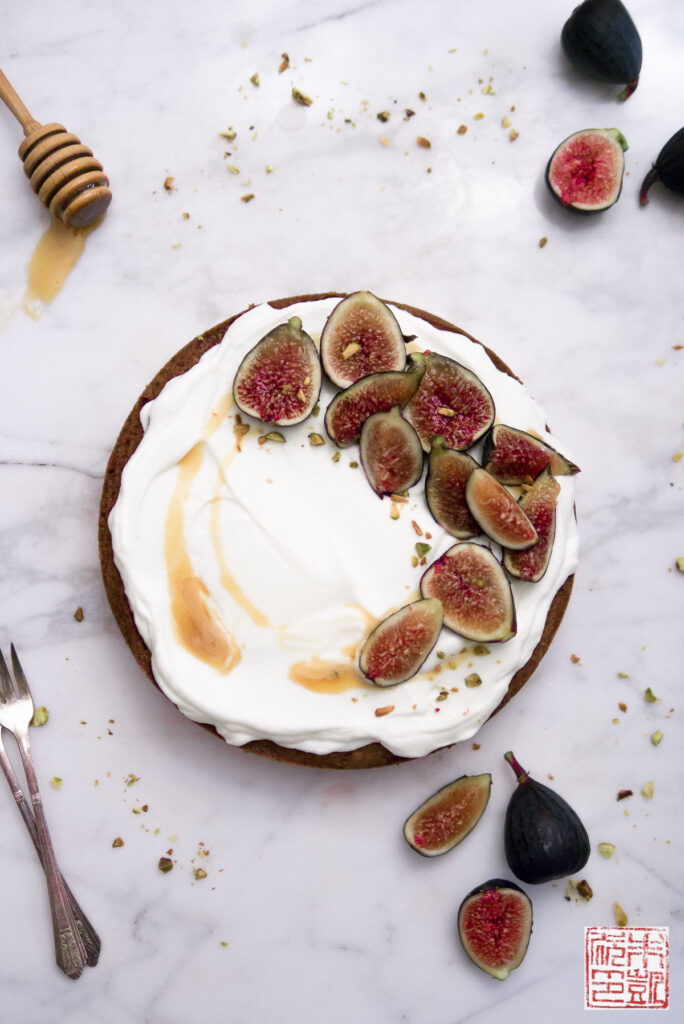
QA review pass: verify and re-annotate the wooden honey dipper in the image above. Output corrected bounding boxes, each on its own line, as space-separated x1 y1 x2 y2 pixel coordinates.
0 66 111 227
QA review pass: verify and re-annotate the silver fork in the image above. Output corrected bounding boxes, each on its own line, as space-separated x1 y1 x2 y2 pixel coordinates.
0 645 90 978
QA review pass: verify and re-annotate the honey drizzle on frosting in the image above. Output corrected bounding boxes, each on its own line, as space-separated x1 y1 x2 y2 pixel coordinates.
165 442 240 672
288 656 367 694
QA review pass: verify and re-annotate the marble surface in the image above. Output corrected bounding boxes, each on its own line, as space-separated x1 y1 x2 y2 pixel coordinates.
0 1 682 1020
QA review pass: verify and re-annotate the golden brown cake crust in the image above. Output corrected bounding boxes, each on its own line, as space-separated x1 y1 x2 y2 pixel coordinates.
98 294 574 770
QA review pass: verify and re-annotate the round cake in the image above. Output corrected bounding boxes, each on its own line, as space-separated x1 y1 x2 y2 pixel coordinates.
99 294 578 769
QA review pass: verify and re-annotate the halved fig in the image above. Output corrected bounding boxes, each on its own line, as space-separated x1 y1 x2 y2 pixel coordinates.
425 437 479 539
359 406 424 497
403 773 492 857
320 291 408 388
504 469 561 583
546 128 628 214
324 362 425 447
458 879 533 980
465 469 538 551
233 316 321 425
482 424 580 485
358 597 443 686
420 542 516 642
403 352 495 452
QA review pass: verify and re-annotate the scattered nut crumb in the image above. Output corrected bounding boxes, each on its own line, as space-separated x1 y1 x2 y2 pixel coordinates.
112 837 124 848
193 867 208 880
416 136 431 148
292 87 313 107
570 654 581 664
617 789 633 801
618 702 627 713
641 781 654 798
240 193 255 203
576 879 593 901
472 742 481 750
676 556 684 573
651 729 663 746
380 134 391 147
457 124 468 135
539 236 548 248
644 687 659 703
614 902 628 927
51 777 63 790
158 856 174 874
278 53 289 73
73 606 84 622
30 706 49 727
375 705 395 717
473 112 484 120
465 673 482 687
308 433 325 447
673 452 683 462
163 176 175 192
404 108 415 120
598 842 615 858
509 129 519 141
377 111 390 122
501 115 511 128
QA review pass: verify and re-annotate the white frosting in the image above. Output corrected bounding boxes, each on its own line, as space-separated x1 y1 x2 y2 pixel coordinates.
109 298 579 758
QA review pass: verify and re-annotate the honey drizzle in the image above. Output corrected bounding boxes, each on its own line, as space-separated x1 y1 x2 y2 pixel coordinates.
22 217 98 320
288 656 367 694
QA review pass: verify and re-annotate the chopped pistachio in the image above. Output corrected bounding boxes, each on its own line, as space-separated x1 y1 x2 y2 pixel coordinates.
240 193 255 203
74 606 84 622
331 451 341 463
249 72 260 87
30 706 49 727
158 856 174 874
278 53 289 73
576 879 593 901
614 902 628 927
673 451 683 462
641 781 654 798
472 644 490 656
264 431 286 444
410 555 419 567
377 111 391 122
598 842 615 858
437 406 455 417
51 777 63 789
341 341 361 360
297 389 307 404
416 136 431 148
193 867 208 880
292 87 313 107
220 941 229 948
651 729 664 746
457 124 468 134
126 774 140 787
473 112 484 120
112 837 124 848
226 165 240 175
509 129 519 141
617 672 629 679
163 176 175 192
219 128 237 141
538 236 548 249
465 673 482 688
349 461 358 468
308 433 325 446
435 691 449 702
644 687 659 703
676 556 684 573
436 651 445 659
415 542 431 558
501 115 511 128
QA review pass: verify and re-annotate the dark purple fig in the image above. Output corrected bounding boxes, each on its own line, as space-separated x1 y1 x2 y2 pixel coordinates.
403 773 491 857
546 128 627 213
425 437 479 539
403 352 495 452
324 361 425 447
640 128 684 206
465 469 538 551
359 406 424 497
358 597 443 686
504 751 590 884
561 0 642 101
233 316 321 425
482 424 580 485
320 292 408 388
420 542 516 643
458 879 533 980
503 468 560 583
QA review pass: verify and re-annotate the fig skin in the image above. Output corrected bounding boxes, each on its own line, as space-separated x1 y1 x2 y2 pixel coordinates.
358 597 443 687
403 352 495 453
420 542 516 643
320 291 408 388
503 751 590 884
640 128 684 206
324 362 425 447
503 468 560 583
561 0 642 101
403 773 492 857
465 468 538 551
546 128 628 214
233 316 321 425
482 424 580 485
425 437 479 540
359 406 424 497
458 878 533 980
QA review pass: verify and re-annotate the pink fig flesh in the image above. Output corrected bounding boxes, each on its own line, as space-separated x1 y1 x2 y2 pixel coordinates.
358 597 443 686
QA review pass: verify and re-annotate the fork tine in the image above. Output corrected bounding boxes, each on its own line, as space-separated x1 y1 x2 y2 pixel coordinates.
0 649 13 702
10 644 32 703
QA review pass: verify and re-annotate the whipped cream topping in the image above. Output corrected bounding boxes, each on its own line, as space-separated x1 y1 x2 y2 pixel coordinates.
109 298 579 758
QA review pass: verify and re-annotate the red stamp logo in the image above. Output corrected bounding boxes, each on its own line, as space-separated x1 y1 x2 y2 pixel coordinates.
585 927 669 1009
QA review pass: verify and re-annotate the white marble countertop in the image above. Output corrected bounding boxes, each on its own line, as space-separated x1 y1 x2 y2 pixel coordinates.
0 1 681 1020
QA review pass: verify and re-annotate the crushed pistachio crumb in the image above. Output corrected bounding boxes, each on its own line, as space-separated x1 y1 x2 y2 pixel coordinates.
465 673 482 688
415 542 431 558
509 129 519 141
404 108 415 120
673 452 683 462
436 651 445 659
279 53 289 73
193 867 208 880
539 236 548 248
74 606 84 622
617 671 629 679
308 433 325 446
377 110 390 122
240 193 255 203
219 128 237 141
226 165 240 175
264 431 286 443
618 701 627 713
126 774 140 787
576 879 593 901
158 856 174 874
473 112 484 120
651 729 663 746
342 341 361 360
331 451 341 463
249 72 260 87
641 781 654 798
292 87 313 107
598 842 615 858
472 644 490 656
614 902 628 927
457 124 468 134
410 555 419 567
501 115 511 128
416 136 431 148
676 556 684 573
418 91 427 101
163 176 175 192
436 691 449 702
349 461 359 468
51 777 63 789
112 837 124 848
30 706 49 727
570 654 581 664
437 406 455 417
644 687 659 703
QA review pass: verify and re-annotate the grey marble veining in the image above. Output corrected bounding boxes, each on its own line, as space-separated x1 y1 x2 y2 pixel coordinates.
0 0 682 1021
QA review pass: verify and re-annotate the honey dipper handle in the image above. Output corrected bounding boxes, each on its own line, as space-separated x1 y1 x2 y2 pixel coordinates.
0 66 40 135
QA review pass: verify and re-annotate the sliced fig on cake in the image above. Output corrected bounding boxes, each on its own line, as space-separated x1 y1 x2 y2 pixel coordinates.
458 879 533 980
324 361 425 447
482 424 580 485
320 291 408 388
359 406 424 497
420 542 516 643
425 437 479 539
403 773 492 857
546 128 628 214
504 468 561 583
233 316 321 425
403 352 495 452
465 469 538 551
358 597 443 686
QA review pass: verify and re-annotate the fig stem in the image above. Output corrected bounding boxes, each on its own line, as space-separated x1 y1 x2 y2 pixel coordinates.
639 166 659 207
617 79 639 102
504 750 529 784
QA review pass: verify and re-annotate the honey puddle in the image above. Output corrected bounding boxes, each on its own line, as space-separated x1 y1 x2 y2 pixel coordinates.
289 656 367 694
23 217 98 320
165 442 241 673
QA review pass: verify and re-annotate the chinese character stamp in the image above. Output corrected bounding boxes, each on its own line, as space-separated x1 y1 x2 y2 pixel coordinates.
585 927 669 1009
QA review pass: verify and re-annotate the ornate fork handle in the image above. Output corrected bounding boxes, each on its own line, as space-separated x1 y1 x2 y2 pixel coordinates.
14 728 88 979
0 740 100 965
